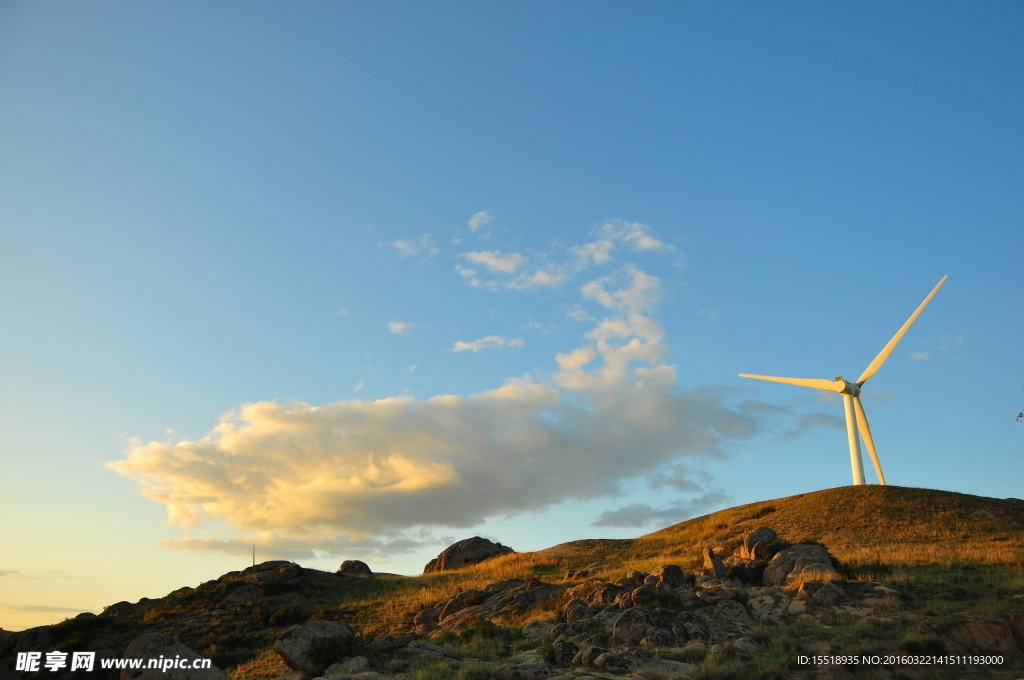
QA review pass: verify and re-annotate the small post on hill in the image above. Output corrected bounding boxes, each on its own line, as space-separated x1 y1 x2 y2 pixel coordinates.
252 544 255 567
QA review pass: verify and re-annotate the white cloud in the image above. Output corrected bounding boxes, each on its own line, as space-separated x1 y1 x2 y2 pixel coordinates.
382 235 437 258
572 240 613 265
468 211 494 232
408 365 417 373
596 220 674 252
331 309 348 317
450 336 525 353
388 320 415 335
909 352 931 361
353 380 364 392
110 239 829 561
463 251 524 273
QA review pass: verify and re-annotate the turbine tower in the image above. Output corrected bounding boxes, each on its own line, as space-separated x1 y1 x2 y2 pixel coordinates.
739 276 948 486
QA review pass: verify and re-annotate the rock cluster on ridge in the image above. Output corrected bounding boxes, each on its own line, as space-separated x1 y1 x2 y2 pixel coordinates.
421 536 514 574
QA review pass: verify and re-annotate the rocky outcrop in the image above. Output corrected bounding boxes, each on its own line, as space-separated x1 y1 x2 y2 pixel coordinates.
121 633 230 680
422 537 514 573
273 621 356 676
762 543 840 586
702 547 727 579
338 560 372 576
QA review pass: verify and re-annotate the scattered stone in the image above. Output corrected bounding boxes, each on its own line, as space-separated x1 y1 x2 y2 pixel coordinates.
811 582 843 606
121 633 230 680
321 657 369 676
274 621 357 676
762 544 840 586
713 600 756 628
394 640 445 657
423 537 514 574
587 582 625 606
551 638 579 666
740 527 778 559
225 585 264 603
364 634 412 654
702 548 727 579
338 560 372 576
413 607 441 626
612 606 657 646
522 620 556 639
494 662 553 679
15 627 54 653
649 564 688 588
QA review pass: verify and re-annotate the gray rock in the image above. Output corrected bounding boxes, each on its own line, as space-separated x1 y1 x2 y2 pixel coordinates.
741 526 778 559
522 620 556 639
394 640 444 657
611 606 656 646
762 544 839 586
121 633 230 680
274 621 356 676
551 638 579 666
225 585 265 603
571 646 607 667
702 548 727 579
338 560 372 576
812 582 844 605
747 594 787 622
364 634 412 654
413 607 441 626
423 536 514 574
649 564 688 588
494 662 552 679
322 657 370 676
714 600 756 627
587 582 624 607
639 626 675 650
15 628 54 652
591 652 635 671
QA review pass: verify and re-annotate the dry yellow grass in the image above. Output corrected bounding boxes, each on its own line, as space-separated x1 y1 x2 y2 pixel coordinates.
358 485 1024 636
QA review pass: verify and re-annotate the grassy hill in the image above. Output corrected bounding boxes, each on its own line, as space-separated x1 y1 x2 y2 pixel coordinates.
3 485 1023 679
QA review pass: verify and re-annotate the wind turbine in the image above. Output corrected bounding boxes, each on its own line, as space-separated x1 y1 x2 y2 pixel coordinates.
739 276 948 486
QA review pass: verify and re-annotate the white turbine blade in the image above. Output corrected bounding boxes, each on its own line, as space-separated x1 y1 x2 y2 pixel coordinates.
738 374 845 392
853 396 886 485
857 275 948 384
842 394 865 485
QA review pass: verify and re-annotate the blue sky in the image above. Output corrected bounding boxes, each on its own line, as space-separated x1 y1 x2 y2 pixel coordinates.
1 1 1021 630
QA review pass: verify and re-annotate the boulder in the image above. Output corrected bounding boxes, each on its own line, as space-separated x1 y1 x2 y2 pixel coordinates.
551 638 579 666
740 527 778 559
571 646 608 667
364 634 412 654
612 606 657 646
587 582 625 606
338 560 372 576
702 547 726 579
762 544 840 586
321 657 369 676
521 620 555 639
422 537 514 574
274 621 356 676
649 564 688 588
494 663 552 679
120 633 230 680
15 628 53 653
225 585 264 603
413 607 441 626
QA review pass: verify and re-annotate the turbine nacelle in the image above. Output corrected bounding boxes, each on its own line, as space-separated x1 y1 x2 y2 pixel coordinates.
739 275 948 486
834 377 861 396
